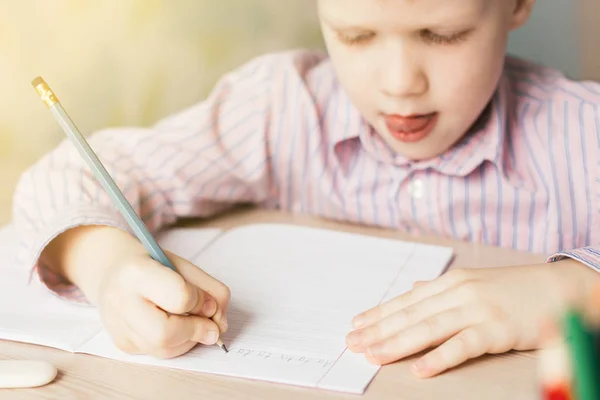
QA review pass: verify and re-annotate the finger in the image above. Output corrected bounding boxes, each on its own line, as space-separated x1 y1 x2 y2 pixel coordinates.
363 306 474 365
155 341 198 359
100 293 145 355
352 270 471 329
167 252 231 331
112 336 142 355
126 308 203 359
127 320 198 359
347 288 467 352
121 299 166 354
411 323 507 378
165 313 221 346
128 296 220 350
129 256 215 317
143 341 199 359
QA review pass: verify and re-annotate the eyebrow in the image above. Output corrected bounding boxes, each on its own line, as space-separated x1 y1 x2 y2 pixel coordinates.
319 15 372 31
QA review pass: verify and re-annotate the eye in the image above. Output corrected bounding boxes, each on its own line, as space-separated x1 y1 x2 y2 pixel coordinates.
336 31 376 46
421 29 471 45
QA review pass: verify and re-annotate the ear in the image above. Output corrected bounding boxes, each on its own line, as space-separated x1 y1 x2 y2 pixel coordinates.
509 0 536 30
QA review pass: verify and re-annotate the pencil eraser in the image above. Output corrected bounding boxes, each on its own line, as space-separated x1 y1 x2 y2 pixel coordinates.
0 360 58 388
31 76 45 88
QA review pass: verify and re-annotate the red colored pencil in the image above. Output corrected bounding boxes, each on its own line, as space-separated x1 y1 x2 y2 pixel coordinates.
538 321 573 400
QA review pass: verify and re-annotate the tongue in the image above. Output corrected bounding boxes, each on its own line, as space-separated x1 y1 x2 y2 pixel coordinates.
386 115 431 133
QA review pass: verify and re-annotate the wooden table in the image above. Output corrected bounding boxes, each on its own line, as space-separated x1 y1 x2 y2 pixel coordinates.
0 208 547 400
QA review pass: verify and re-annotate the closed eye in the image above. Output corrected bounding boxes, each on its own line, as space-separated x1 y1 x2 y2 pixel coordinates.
420 29 472 45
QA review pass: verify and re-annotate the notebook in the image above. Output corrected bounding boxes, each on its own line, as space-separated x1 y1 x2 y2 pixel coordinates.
0 222 453 394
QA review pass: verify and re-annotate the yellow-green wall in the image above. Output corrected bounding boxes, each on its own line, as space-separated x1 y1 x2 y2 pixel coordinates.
0 0 323 225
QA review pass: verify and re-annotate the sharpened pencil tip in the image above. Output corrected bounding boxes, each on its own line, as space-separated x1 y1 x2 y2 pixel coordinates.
222 344 229 353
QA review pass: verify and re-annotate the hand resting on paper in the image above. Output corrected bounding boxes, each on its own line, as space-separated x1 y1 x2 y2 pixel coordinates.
40 225 230 359
345 260 599 378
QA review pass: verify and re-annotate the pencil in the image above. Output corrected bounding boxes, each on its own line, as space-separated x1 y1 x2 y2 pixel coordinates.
31 77 228 354
563 309 599 400
538 320 573 400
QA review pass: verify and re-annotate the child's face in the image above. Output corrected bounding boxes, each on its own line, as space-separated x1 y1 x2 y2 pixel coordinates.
318 0 535 161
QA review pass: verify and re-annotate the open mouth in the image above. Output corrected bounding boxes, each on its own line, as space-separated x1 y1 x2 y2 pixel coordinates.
383 113 439 143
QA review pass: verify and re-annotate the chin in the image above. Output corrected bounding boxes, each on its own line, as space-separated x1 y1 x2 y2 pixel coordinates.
380 132 445 162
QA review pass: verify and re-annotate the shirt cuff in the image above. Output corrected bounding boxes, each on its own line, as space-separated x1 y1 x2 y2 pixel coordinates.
547 247 600 272
17 206 135 304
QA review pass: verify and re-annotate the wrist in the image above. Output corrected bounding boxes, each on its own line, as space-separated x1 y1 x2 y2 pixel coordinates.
39 225 146 304
547 258 600 307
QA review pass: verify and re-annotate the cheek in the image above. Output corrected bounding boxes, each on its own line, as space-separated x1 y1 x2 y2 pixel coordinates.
322 33 376 93
328 50 378 111
430 36 506 113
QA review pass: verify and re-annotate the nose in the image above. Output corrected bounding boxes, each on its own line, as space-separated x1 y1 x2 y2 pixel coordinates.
380 42 428 98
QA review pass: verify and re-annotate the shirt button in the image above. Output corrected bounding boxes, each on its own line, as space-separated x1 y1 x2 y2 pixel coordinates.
408 179 424 199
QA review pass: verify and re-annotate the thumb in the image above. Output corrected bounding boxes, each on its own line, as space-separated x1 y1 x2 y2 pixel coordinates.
133 257 214 317
167 251 231 332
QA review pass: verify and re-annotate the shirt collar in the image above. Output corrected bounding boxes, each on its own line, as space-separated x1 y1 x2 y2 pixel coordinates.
331 72 512 177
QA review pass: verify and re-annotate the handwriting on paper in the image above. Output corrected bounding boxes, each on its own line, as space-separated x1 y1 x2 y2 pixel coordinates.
227 347 334 369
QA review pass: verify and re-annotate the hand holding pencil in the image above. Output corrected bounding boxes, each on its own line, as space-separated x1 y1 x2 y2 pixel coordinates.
32 77 230 358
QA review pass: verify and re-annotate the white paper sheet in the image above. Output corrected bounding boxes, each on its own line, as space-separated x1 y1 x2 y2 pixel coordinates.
0 223 453 394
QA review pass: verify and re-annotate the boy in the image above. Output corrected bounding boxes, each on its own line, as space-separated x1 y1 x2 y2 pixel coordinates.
12 0 600 378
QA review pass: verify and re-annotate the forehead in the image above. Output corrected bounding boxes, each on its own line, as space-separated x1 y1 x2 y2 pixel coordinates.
318 0 490 28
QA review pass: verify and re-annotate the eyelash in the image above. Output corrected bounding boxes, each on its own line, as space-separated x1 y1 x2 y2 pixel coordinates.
337 30 471 47
337 32 375 46
421 30 470 45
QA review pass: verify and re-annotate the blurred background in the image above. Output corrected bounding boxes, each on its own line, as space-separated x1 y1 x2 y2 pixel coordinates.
0 0 598 226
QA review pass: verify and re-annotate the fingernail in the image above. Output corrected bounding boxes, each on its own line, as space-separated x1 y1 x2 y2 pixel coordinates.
367 344 383 357
205 330 218 344
347 331 362 347
353 315 366 329
413 359 428 376
221 314 228 330
203 299 216 316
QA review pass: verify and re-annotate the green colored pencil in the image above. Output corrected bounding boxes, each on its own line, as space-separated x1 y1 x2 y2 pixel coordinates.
562 309 600 400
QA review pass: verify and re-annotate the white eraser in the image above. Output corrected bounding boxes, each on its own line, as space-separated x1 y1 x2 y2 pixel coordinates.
0 360 58 388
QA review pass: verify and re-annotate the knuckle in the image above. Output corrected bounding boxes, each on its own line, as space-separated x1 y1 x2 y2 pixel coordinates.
455 329 482 355
172 280 194 314
456 282 480 300
213 283 231 306
400 306 418 325
405 288 419 305
423 315 442 337
486 303 509 324
389 310 406 328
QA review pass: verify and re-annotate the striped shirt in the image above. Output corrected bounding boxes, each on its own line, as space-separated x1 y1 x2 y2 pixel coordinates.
11 49 600 302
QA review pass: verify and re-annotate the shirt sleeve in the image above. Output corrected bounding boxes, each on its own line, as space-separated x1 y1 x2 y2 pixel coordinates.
547 249 600 271
12 54 281 302
547 95 600 271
